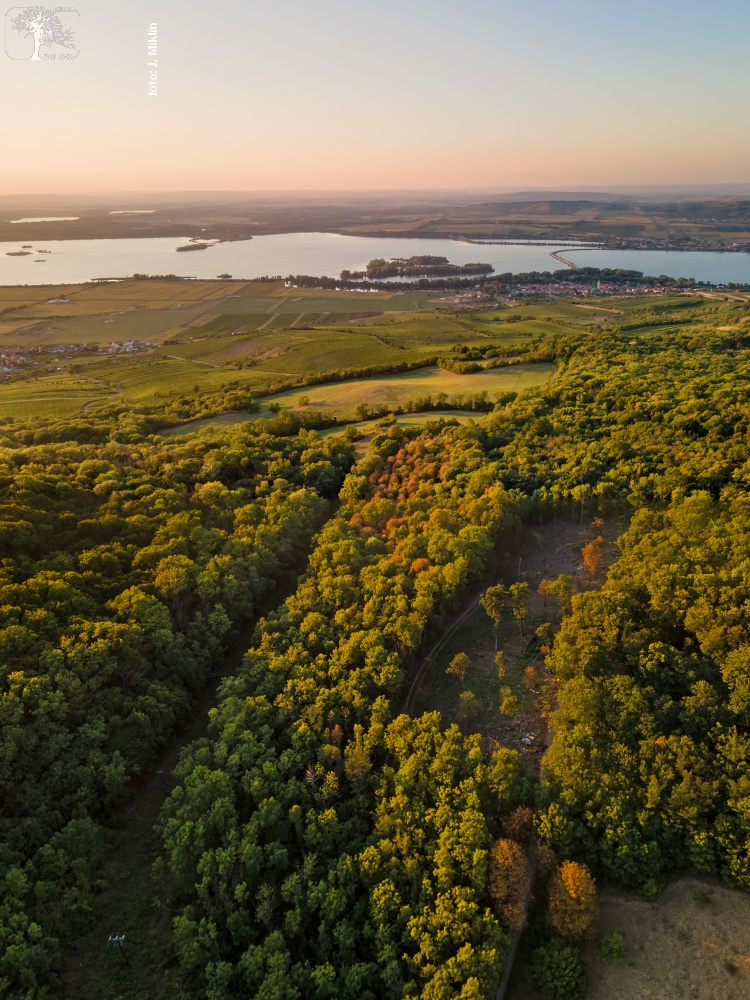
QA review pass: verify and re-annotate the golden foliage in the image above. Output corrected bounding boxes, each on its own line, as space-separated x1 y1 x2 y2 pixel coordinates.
547 860 599 941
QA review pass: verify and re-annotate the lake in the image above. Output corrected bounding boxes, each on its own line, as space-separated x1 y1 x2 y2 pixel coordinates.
0 232 749 286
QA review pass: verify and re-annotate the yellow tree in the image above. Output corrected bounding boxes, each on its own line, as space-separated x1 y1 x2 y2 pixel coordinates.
499 686 519 718
547 860 599 941
509 581 529 638
495 650 506 681
446 651 472 687
480 584 506 649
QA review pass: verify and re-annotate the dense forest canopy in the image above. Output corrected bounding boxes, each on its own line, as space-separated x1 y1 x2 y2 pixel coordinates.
0 426 353 994
3 292 750 997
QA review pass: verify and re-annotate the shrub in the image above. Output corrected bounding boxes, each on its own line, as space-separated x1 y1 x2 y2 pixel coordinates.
597 930 627 961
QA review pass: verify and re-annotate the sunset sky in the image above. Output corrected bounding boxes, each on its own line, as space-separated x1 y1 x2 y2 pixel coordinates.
2 0 748 194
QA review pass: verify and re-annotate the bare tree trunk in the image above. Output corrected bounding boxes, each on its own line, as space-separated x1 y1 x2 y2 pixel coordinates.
32 32 42 60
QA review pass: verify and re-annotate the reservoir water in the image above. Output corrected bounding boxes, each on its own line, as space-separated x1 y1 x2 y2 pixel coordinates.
0 232 749 286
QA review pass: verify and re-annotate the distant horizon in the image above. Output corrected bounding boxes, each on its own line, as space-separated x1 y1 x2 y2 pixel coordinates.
3 183 750 203
2 0 748 195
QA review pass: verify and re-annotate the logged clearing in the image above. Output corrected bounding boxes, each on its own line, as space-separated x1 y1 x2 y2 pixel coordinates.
417 517 624 760
587 876 750 1000
258 362 555 419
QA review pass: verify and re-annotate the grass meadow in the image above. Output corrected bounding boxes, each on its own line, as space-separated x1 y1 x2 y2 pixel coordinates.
255 362 555 419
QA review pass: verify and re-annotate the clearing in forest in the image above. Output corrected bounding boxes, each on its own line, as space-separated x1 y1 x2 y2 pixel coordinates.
510 876 750 1000
256 362 555 419
415 517 625 760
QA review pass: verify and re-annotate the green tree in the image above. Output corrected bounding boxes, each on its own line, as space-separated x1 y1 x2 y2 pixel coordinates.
530 939 587 1000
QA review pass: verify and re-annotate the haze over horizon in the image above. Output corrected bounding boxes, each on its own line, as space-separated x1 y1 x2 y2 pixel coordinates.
2 0 749 195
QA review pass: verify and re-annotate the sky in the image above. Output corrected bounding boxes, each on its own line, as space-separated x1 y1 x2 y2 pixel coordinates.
1 0 749 194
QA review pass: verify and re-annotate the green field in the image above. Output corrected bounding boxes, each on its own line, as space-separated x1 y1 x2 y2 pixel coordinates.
256 362 555 419
161 326 424 372
82 357 268 404
156 358 554 435
0 374 113 418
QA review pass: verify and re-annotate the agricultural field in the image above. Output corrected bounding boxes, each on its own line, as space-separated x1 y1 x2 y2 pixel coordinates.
0 282 738 421
0 373 113 418
206 285 437 310
162 326 424 373
79 356 268 405
0 278 248 317
0 305 212 348
0 279 250 347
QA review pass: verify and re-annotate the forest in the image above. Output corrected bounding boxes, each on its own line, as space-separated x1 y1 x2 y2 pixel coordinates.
2 292 750 998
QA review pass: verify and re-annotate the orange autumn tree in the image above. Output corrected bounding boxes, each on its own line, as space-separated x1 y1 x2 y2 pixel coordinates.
488 837 532 931
581 535 604 579
547 860 599 941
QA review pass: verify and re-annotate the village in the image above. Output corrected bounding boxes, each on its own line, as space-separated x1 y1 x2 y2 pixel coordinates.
0 339 153 375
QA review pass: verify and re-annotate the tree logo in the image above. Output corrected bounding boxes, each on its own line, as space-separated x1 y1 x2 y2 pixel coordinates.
6 5 79 60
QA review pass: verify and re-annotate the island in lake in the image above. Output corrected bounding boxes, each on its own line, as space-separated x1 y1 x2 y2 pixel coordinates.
6 250 32 257
362 255 494 278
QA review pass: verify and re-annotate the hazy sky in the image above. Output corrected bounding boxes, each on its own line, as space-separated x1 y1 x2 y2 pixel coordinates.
2 0 749 193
